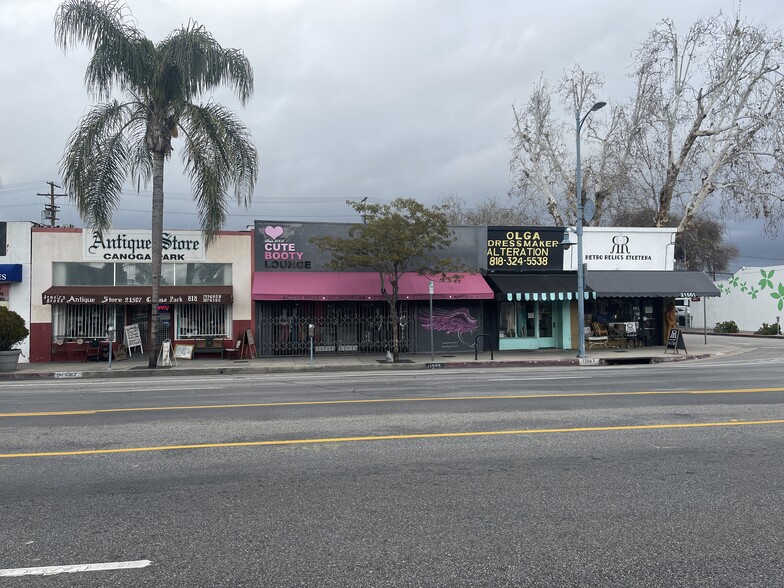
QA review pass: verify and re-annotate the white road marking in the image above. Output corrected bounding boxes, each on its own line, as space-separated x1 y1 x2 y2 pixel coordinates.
489 376 591 381
0 559 152 577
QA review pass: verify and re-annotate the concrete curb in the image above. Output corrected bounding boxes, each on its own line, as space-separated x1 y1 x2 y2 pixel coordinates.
0 351 713 380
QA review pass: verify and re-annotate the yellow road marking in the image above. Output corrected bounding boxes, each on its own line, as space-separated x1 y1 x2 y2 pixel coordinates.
2 419 784 459
2 387 784 418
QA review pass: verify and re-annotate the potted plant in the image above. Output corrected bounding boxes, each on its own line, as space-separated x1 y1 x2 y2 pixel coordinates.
0 306 29 372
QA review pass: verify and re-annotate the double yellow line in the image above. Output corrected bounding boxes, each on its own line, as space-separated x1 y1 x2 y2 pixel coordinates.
2 387 783 459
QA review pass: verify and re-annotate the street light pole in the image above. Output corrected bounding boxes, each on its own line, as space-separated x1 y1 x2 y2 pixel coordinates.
429 280 434 362
575 101 606 360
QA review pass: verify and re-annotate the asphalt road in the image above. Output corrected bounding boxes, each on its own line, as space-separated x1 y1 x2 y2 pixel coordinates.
1 335 783 587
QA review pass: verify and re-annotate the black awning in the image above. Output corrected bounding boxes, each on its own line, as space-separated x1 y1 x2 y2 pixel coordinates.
585 270 720 297
486 273 593 301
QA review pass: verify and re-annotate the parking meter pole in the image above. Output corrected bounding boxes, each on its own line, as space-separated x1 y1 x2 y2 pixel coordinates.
107 325 115 371
308 324 315 365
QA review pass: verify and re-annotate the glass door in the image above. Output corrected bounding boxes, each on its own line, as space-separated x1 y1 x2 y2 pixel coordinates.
537 301 555 348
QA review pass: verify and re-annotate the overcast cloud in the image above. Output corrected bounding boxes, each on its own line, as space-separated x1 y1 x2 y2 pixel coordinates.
1 0 782 271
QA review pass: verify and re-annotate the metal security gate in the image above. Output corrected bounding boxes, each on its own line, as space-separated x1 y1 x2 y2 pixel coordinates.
256 301 418 357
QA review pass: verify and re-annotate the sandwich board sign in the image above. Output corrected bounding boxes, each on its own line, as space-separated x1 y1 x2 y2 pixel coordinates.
124 324 143 356
665 328 687 354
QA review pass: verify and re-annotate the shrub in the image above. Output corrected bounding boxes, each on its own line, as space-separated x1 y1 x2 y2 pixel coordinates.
0 307 29 351
714 320 739 334
755 322 782 336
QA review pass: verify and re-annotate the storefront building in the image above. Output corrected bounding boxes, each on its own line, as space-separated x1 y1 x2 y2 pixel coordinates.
29 227 252 362
249 221 720 357
565 227 720 346
482 226 720 350
483 226 583 351
0 222 33 362
251 221 495 356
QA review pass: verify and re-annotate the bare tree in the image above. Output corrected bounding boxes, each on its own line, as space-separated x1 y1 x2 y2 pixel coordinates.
509 11 784 235
633 14 784 233
437 194 534 225
509 66 636 226
613 208 739 277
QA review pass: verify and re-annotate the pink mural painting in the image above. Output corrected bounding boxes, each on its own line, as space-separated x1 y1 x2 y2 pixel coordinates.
418 307 478 334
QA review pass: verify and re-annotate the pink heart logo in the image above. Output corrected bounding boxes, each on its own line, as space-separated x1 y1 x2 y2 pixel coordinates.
265 225 284 239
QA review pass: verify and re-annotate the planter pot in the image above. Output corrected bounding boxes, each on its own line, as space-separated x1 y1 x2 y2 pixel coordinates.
0 350 22 372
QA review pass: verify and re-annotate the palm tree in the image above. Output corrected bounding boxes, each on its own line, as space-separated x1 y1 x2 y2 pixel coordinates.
55 0 258 367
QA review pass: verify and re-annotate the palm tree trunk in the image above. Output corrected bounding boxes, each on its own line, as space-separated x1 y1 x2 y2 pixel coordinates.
148 151 165 368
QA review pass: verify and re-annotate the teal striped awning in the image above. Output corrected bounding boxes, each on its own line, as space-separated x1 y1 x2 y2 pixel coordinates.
486 274 595 302
505 291 595 302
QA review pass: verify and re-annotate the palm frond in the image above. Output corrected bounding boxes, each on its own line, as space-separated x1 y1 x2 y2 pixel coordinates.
55 0 150 100
59 100 144 230
178 102 259 243
85 35 155 100
156 20 254 105
127 104 153 189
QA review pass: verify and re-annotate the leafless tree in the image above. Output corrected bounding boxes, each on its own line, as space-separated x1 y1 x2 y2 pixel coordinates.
509 11 784 235
509 66 638 226
437 193 535 225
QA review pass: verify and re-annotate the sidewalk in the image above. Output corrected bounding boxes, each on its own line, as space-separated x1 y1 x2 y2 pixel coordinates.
0 335 746 380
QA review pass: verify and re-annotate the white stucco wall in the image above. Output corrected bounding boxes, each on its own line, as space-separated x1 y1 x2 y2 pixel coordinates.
1 222 33 362
689 265 784 332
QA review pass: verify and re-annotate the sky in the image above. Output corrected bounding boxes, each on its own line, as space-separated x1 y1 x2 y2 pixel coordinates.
1 0 782 274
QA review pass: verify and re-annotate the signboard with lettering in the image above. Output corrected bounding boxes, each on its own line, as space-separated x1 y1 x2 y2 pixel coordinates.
84 229 206 261
0 264 23 282
174 344 194 359
574 227 677 271
159 340 172 366
486 227 564 272
42 288 232 305
124 324 143 355
665 328 687 354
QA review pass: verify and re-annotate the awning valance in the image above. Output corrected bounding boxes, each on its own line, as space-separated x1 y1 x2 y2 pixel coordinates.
585 270 720 297
486 274 595 302
42 286 233 305
252 272 495 301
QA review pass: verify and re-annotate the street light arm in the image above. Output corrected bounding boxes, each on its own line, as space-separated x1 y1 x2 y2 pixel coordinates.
578 101 607 132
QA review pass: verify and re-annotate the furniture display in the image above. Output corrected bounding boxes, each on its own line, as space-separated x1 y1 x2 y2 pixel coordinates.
193 337 226 359
586 325 608 349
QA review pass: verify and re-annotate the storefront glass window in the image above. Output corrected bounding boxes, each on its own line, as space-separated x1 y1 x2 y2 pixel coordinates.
116 263 175 286
498 299 557 340
52 304 117 340
175 263 231 285
53 262 225 285
176 304 231 338
53 262 114 286
498 300 537 338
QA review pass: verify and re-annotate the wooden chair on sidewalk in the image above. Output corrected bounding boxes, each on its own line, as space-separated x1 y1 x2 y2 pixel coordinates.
587 324 608 349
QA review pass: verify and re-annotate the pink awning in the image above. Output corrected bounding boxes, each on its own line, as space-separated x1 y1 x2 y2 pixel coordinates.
252 272 494 301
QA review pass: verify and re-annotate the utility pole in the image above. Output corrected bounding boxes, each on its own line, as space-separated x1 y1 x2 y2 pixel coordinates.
37 181 67 227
